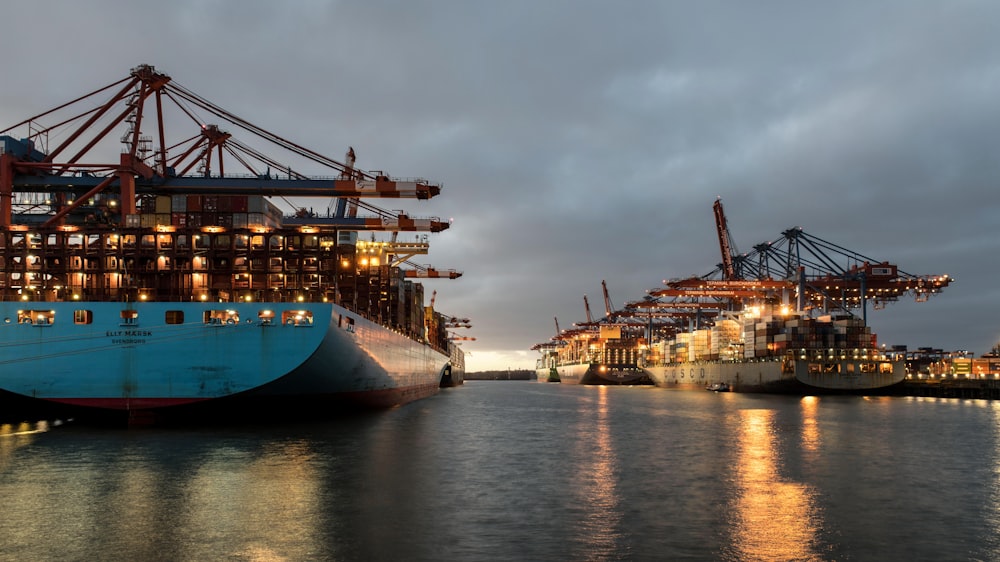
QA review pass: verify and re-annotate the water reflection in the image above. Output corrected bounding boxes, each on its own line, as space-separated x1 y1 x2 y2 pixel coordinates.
570 386 624 559
729 408 822 561
181 439 322 561
0 420 50 472
800 396 821 457
990 405 1000 553
0 429 324 561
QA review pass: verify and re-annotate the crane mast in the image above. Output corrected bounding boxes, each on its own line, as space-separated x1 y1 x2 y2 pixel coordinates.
713 198 737 281
602 279 615 318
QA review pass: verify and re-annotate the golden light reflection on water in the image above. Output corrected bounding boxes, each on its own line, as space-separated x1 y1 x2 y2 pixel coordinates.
990 404 1000 541
0 421 49 472
731 408 822 561
183 439 320 561
800 396 821 455
572 385 624 559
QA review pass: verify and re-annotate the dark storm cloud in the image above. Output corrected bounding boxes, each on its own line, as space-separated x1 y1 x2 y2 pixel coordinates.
2 1 998 369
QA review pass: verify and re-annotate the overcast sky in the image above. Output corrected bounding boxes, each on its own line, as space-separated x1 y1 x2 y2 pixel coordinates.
2 1 999 371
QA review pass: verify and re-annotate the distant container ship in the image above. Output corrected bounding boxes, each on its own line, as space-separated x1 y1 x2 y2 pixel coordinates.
533 324 651 386
0 65 465 423
534 199 951 395
643 305 905 393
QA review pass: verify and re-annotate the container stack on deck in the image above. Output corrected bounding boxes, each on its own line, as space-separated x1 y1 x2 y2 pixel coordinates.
0 194 451 351
127 195 285 229
647 307 881 366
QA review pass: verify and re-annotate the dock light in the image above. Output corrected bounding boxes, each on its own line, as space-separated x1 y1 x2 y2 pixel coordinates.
200 294 208 301
72 294 80 300
297 295 305 302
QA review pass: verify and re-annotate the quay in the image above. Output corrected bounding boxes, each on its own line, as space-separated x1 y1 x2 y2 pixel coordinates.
874 376 1000 400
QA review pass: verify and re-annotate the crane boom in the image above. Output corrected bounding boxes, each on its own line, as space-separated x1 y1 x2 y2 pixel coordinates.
602 280 614 317
713 198 737 280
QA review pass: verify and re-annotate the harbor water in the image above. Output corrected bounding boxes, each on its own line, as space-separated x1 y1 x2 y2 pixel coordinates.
2 381 999 561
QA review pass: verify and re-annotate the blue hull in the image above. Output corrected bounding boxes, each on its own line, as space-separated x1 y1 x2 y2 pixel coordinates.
0 301 452 419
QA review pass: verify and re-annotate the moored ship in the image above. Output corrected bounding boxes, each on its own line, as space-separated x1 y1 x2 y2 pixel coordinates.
536 199 952 395
532 341 560 382
0 65 466 423
643 306 906 393
534 293 652 386
547 323 652 385
622 199 952 394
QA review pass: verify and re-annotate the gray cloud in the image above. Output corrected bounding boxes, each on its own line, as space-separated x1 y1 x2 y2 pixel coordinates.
2 0 998 369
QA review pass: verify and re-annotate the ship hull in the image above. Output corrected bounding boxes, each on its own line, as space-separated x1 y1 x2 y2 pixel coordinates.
555 363 651 385
647 356 905 394
535 367 560 383
0 301 452 422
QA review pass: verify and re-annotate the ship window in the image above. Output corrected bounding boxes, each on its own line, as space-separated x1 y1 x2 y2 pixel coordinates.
120 309 138 326
74 310 92 325
203 309 239 325
808 363 821 374
165 310 184 324
824 363 839 374
846 363 855 374
19 309 54 325
879 362 894 374
258 309 275 326
282 310 313 327
861 363 876 373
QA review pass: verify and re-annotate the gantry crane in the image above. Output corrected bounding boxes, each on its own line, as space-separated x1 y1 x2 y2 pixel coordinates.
625 200 952 327
0 64 441 228
0 65 463 307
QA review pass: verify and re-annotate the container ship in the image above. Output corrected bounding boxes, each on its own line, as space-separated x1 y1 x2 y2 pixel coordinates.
532 341 560 382
536 199 952 394
0 65 466 423
642 305 905 393
541 323 651 385
531 286 652 386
